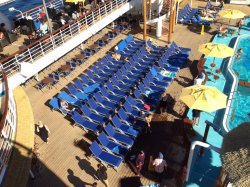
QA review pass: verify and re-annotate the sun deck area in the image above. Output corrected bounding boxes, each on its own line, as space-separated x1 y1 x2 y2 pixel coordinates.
2 1 250 187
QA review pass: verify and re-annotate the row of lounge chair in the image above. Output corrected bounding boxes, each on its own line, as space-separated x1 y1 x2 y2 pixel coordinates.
178 4 213 25
49 34 191 169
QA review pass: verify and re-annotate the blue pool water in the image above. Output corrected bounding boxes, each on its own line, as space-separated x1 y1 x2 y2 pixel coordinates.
230 36 250 129
0 0 50 18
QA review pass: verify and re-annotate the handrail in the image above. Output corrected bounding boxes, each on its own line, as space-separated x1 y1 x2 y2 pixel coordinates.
0 70 9 133
15 0 62 18
0 0 127 69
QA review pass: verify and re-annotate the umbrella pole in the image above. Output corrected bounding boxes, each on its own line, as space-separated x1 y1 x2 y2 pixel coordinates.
199 124 210 156
210 57 216 74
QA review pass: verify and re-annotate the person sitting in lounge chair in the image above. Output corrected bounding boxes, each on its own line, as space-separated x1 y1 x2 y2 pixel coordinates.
201 8 214 19
60 99 75 112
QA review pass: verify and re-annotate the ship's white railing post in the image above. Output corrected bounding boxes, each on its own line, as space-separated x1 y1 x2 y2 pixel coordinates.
27 48 34 63
39 41 45 55
59 29 64 43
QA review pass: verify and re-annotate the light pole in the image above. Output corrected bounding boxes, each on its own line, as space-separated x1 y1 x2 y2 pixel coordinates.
143 0 147 40
42 0 53 33
8 7 24 18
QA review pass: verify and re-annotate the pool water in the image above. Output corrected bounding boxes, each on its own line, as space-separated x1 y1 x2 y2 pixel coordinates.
230 36 250 129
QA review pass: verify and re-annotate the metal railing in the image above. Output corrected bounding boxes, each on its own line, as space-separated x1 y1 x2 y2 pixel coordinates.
0 0 129 79
16 0 64 19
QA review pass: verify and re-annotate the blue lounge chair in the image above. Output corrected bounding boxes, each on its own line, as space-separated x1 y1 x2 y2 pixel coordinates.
143 79 167 92
89 141 123 170
110 77 132 92
87 98 113 117
96 61 116 75
126 95 145 109
71 111 101 133
117 108 145 130
79 74 96 86
97 132 129 157
105 81 129 97
111 115 140 138
80 104 107 125
67 84 89 101
86 70 106 83
99 86 123 104
104 123 134 147
101 57 121 69
91 66 111 79
119 68 141 81
145 73 171 88
123 101 146 119
115 72 137 86
57 91 82 107
93 92 118 109
122 65 142 77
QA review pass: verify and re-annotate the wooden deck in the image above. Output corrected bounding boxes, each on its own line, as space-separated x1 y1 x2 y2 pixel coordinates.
5 1 249 187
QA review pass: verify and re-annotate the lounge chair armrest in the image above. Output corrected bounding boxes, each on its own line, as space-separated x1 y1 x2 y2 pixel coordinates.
134 98 144 104
149 81 157 86
90 108 99 114
114 127 125 134
83 116 93 122
108 90 116 95
113 85 121 90
103 65 111 69
97 102 105 108
131 105 140 111
118 79 125 84
120 120 131 126
122 75 129 79
99 69 105 74
95 74 101 78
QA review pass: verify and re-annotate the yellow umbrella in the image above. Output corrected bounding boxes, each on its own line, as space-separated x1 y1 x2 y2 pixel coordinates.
179 85 227 112
198 43 234 67
218 9 245 24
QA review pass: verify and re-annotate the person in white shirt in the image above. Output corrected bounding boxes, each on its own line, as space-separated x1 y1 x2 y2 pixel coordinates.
60 16 66 26
40 21 48 36
72 11 79 20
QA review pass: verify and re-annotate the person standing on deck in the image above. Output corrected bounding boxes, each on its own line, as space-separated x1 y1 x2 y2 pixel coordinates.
153 152 167 180
36 121 50 144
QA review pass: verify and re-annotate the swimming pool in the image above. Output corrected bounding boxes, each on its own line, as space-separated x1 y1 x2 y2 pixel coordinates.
227 35 250 130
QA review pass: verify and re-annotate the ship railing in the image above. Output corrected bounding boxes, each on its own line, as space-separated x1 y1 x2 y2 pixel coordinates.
0 0 128 79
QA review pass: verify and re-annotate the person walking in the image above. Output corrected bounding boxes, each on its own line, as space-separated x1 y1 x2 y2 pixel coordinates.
96 164 109 187
135 150 145 175
36 121 50 144
153 152 167 180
